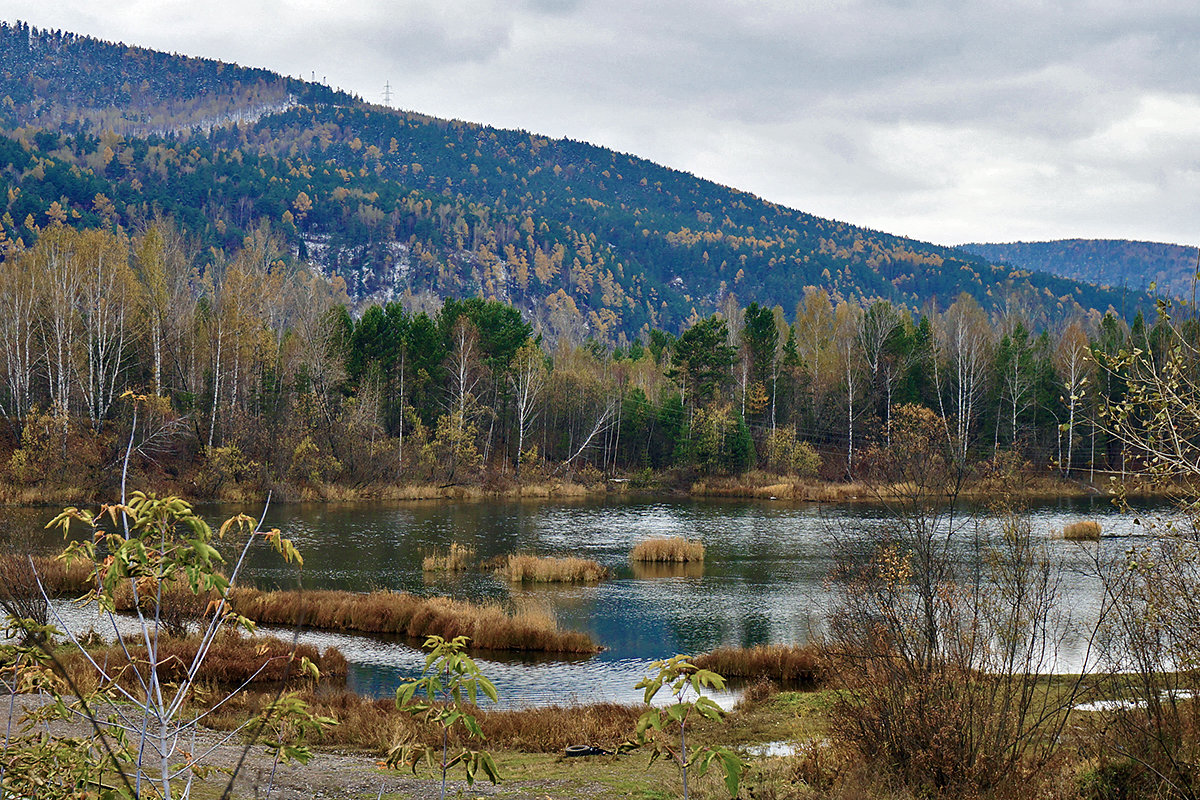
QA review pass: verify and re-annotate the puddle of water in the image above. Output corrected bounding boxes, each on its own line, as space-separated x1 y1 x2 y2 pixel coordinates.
743 740 799 758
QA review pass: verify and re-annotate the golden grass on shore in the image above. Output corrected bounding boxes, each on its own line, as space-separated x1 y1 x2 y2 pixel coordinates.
202 688 643 754
630 536 705 563
690 473 870 501
1061 520 1102 540
693 644 823 688
421 542 476 572
228 587 599 653
493 554 610 583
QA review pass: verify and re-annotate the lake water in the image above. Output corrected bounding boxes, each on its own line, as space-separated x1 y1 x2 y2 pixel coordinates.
11 494 1164 707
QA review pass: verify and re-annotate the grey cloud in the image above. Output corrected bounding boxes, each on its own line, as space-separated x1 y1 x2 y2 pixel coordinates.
1 0 1197 244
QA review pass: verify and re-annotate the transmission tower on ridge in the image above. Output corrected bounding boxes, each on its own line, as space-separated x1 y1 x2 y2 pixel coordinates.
383 81 393 105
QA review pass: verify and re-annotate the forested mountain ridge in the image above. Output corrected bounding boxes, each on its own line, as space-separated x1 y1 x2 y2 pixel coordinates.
0 21 349 135
0 21 1144 341
961 239 1200 301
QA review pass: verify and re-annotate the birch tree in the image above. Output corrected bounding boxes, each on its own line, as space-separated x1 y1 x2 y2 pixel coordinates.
34 224 84 444
795 286 834 429
76 228 133 428
1055 320 1091 475
995 323 1035 452
934 294 992 461
857 300 902 443
133 223 170 397
0 246 37 425
509 339 546 476
834 298 865 475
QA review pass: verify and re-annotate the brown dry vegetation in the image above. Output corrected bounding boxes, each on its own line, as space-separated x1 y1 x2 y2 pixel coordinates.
201 688 643 755
52 631 347 695
1061 520 1102 540
492 554 610 583
421 542 476 572
691 473 871 501
1 554 93 597
227 588 599 653
630 536 705 563
4 556 598 654
693 644 823 687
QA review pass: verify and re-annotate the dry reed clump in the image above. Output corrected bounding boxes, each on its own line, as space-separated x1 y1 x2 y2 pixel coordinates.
104 576 221 637
1061 520 1102 540
421 542 476 572
478 702 642 752
693 644 823 688
734 676 780 709
228 587 599 653
630 536 705 563
201 689 641 755
196 689 405 753
493 554 610 583
0 553 94 598
55 630 347 692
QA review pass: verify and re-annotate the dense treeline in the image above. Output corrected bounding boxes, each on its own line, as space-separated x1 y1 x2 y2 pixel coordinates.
0 217 1155 497
0 22 1147 345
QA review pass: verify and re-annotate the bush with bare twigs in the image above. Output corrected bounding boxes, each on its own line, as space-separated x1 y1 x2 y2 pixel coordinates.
823 405 1089 795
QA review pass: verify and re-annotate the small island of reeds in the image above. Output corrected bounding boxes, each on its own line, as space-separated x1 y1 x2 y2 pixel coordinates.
630 536 705 563
492 554 610 583
421 542 476 572
1060 520 1102 540
692 643 822 688
228 587 599 653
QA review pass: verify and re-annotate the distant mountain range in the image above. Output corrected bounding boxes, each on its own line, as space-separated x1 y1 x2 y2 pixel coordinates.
960 239 1199 301
0 20 1148 338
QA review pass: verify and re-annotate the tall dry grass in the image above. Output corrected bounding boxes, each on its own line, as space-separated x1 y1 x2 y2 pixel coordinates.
54 631 347 695
493 554 610 583
228 588 599 653
0 554 94 597
693 644 823 688
7 555 221 637
1060 520 1101 540
421 542 477 572
201 689 642 755
6 555 597 652
630 536 705 563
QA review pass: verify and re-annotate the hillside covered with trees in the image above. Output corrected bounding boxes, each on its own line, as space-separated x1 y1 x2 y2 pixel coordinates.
961 238 1199 300
0 22 1144 345
0 21 1170 499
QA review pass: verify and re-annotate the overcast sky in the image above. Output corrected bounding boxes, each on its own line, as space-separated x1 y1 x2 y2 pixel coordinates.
3 0 1199 248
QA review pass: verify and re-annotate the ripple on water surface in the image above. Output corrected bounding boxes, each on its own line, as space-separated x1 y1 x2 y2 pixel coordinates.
11 495 1163 706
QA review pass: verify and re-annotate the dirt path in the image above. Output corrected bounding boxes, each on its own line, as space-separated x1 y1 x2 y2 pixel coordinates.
2 693 629 800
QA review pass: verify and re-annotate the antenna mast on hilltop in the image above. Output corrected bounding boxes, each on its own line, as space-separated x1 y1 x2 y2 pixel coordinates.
383 81 393 105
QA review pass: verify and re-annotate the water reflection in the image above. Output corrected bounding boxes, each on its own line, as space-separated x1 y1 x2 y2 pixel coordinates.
629 561 705 580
